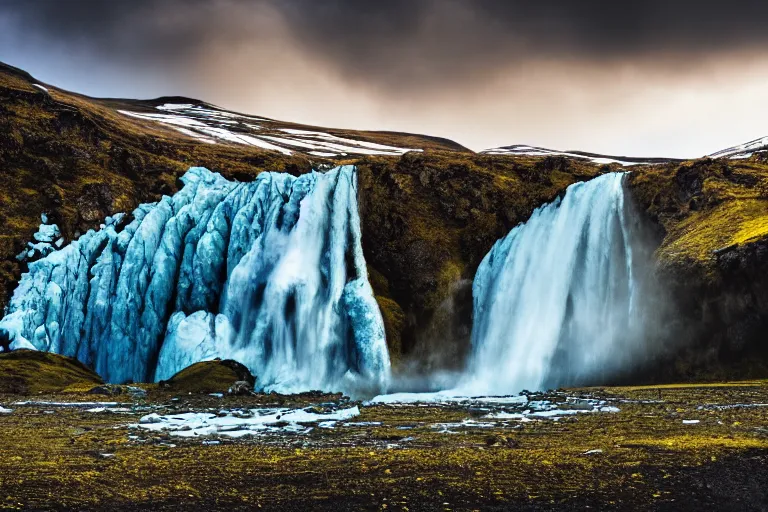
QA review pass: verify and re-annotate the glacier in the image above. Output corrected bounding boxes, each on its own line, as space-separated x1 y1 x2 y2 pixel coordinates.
0 165 390 395
458 172 644 395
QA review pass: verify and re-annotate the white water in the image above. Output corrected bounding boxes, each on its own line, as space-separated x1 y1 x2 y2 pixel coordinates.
0 166 390 395
458 172 639 395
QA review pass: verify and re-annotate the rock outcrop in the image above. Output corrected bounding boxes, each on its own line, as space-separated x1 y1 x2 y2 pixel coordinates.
0 349 104 394
159 359 256 394
627 157 768 380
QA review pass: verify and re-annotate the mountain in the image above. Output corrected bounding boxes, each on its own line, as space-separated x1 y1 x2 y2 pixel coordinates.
483 138 768 164
111 99 469 157
708 136 768 160
2 60 768 383
480 144 682 166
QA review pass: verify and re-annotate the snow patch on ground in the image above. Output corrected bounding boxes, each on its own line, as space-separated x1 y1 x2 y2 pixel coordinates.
368 392 529 406
13 401 120 408
132 406 361 438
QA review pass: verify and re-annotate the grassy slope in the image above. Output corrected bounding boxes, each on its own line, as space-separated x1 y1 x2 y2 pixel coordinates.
161 359 255 393
0 350 103 394
629 157 768 275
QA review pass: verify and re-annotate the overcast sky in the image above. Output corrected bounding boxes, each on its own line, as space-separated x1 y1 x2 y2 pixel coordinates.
1 0 767 157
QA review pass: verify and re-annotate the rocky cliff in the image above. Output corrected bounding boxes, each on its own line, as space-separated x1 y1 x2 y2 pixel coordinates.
628 156 768 380
3 61 768 382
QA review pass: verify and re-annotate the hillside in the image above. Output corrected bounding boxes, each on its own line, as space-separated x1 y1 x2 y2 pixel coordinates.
2 60 768 382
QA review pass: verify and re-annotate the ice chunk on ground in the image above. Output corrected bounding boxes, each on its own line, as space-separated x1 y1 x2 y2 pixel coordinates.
133 406 361 438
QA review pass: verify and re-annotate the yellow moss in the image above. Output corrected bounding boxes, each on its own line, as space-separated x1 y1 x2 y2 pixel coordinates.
732 213 768 245
632 435 768 450
660 199 768 264
0 350 103 394
162 359 254 393
609 380 768 392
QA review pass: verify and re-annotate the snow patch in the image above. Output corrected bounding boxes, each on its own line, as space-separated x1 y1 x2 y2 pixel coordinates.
481 145 655 166
133 406 361 438
117 104 421 157
709 136 768 159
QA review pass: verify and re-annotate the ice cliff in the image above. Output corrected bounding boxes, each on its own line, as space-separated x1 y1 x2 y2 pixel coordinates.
0 166 390 394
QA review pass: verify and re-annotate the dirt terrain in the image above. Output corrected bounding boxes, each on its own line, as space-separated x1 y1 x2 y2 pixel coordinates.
1 379 767 511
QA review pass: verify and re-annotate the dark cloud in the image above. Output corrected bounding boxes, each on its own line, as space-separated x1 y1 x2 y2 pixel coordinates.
276 0 768 88
2 0 768 91
1 0 767 157
1 0 219 66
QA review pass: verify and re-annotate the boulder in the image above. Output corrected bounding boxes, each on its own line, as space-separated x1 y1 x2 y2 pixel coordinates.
228 380 254 396
87 384 124 396
126 385 148 398
485 434 520 448
159 359 256 394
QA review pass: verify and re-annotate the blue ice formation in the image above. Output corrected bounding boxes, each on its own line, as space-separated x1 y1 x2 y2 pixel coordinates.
15 213 65 262
0 166 390 394
460 172 642 395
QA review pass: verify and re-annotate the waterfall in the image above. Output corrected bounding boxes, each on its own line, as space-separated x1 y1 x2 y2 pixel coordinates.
0 166 390 395
459 172 641 395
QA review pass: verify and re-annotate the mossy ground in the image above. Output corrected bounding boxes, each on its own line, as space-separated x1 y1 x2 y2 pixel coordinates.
1 382 767 510
0 350 103 394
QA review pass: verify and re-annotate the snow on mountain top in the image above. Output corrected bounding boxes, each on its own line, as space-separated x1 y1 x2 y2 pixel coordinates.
118 103 422 158
708 136 768 160
481 144 670 167
120 100 765 164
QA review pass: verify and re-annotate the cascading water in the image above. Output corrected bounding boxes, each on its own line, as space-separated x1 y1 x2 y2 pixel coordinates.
459 172 643 396
0 165 390 394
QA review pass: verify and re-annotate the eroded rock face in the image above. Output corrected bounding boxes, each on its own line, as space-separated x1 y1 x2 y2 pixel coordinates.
356 153 600 372
627 158 768 380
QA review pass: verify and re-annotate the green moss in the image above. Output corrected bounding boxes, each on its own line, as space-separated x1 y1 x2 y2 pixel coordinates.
0 350 103 394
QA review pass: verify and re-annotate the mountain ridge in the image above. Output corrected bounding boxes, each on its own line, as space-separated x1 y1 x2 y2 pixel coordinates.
5 60 763 163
